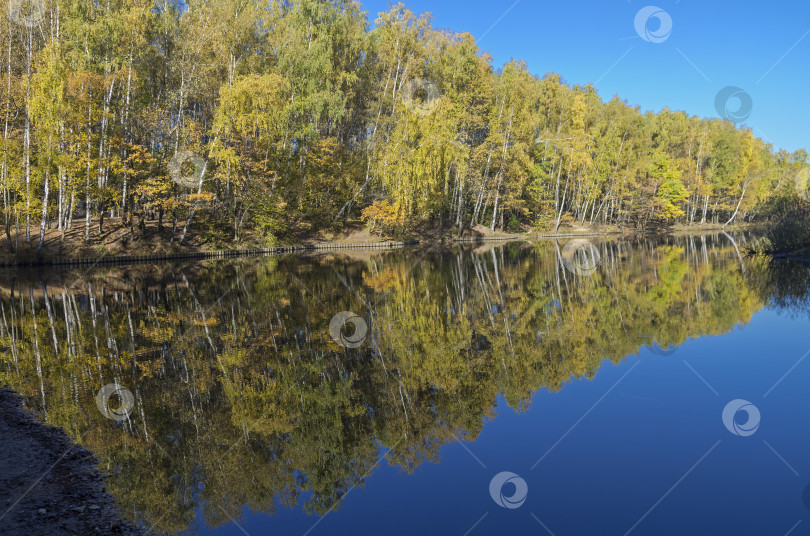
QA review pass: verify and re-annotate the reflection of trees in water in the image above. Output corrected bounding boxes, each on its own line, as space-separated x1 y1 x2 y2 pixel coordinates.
745 255 810 318
0 235 765 533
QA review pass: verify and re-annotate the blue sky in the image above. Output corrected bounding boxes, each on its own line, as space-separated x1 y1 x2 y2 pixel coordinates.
360 0 810 153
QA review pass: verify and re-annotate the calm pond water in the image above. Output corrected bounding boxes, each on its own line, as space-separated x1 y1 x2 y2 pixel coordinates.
3 234 810 535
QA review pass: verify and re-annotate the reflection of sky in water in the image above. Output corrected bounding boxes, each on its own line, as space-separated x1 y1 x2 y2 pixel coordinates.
214 308 810 536
4 235 810 536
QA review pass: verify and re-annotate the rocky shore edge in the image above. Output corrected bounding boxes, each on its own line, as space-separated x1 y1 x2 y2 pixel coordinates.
0 389 143 536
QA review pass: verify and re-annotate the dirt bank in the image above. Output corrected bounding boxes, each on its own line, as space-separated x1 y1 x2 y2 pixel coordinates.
0 389 143 536
0 216 751 267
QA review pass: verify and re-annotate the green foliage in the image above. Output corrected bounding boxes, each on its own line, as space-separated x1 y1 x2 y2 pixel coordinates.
752 203 810 255
649 152 688 220
0 0 806 254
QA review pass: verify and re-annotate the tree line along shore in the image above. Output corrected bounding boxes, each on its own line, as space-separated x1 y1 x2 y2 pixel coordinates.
2 0 809 261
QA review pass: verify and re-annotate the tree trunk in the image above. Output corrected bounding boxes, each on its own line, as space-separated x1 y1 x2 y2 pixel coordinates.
37 170 49 255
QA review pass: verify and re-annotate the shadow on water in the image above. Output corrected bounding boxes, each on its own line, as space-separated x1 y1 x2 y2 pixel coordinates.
1 233 809 534
745 254 810 319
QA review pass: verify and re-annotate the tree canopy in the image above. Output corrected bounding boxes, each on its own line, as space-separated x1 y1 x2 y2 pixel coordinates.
1 0 807 254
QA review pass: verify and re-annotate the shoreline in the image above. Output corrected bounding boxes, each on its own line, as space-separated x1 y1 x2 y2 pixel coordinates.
0 232 616 268
0 223 753 268
774 253 810 263
0 389 143 536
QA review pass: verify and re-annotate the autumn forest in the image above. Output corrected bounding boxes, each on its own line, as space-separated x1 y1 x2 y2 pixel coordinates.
2 0 808 258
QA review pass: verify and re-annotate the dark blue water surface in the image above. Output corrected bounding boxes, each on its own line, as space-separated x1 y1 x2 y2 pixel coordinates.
4 234 810 535
205 310 810 536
